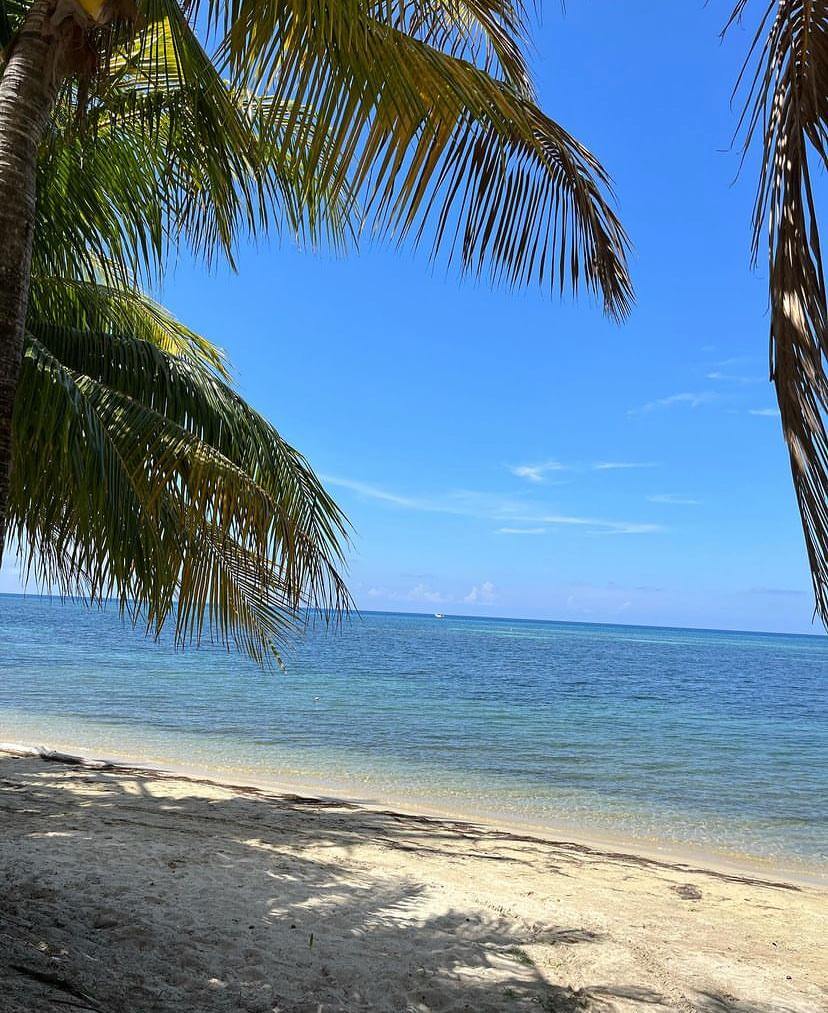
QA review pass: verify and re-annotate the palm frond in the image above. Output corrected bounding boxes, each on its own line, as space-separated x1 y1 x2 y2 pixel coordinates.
14 278 351 665
118 0 357 255
364 0 533 91
29 273 232 375
214 0 631 317
29 275 350 580
10 0 632 670
35 1 356 288
35 107 166 287
728 0 828 621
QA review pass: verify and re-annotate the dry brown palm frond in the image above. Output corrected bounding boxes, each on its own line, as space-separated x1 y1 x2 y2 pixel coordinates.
728 0 828 621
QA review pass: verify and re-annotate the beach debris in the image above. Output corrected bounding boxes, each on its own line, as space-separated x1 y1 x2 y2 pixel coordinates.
0 743 115 770
672 883 702 901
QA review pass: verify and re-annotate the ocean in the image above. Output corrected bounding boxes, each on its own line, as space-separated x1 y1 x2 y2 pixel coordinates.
1 593 825 871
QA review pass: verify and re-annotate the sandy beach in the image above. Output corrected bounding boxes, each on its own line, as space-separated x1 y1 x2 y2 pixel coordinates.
1 748 825 1013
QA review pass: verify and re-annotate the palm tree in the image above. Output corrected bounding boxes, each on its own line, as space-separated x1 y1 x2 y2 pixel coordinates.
0 0 631 657
728 1 828 622
8 12 356 664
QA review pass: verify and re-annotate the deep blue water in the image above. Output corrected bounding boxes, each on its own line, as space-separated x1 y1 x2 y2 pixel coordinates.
1 593 826 866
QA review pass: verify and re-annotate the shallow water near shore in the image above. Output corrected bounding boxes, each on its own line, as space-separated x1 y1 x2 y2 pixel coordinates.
1 593 826 869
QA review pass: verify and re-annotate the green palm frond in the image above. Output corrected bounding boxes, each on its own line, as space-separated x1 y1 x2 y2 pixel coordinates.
36 108 166 286
29 0 630 309
13 276 351 665
365 0 532 90
728 0 828 622
29 274 232 375
212 0 632 317
34 2 356 288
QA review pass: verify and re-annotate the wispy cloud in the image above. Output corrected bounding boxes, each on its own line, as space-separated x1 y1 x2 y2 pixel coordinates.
367 583 450 605
745 586 807 598
366 580 497 607
497 527 546 535
706 371 763 384
323 476 524 519
647 493 700 506
536 514 663 535
748 407 781 417
509 460 658 475
712 356 757 369
326 474 664 536
408 583 450 604
509 460 567 483
629 391 716 415
464 581 496 605
323 476 431 510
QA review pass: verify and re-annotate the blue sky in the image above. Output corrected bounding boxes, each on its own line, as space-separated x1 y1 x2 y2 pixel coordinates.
1 3 821 633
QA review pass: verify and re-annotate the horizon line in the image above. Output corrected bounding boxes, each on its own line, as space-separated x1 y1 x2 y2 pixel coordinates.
1 591 823 642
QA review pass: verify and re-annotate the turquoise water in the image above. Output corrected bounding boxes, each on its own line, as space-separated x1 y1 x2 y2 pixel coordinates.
1 593 826 867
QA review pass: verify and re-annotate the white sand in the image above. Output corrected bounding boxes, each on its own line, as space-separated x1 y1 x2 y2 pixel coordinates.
1 748 825 1012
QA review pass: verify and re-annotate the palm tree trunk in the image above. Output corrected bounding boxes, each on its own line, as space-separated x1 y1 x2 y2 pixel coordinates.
0 0 60 562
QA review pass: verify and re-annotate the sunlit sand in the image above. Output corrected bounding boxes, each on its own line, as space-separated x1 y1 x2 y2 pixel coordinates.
2 749 824 1012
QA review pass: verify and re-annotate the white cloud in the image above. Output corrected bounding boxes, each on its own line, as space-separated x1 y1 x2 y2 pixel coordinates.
511 460 659 476
322 476 430 510
647 494 700 506
629 391 716 415
324 475 663 535
323 476 530 520
497 527 546 535
536 513 664 535
464 581 496 605
367 583 449 604
706 371 763 384
748 408 781 417
509 460 567 483
408 583 449 604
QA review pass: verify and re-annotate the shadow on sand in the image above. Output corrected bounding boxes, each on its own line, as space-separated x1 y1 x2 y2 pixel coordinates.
0 756 808 1013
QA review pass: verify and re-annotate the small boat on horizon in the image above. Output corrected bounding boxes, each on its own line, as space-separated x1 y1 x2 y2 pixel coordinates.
434 613 445 619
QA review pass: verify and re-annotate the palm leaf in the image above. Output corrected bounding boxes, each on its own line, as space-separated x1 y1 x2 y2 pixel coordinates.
35 2 356 288
728 0 828 621
29 273 232 375
9 0 632 667
13 278 351 665
210 0 632 317
363 0 533 90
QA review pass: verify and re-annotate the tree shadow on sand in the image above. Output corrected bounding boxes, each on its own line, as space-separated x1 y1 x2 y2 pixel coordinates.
0 757 811 1013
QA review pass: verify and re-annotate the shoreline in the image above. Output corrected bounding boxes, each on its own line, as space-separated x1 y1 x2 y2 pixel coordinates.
3 739 824 890
2 744 826 1012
